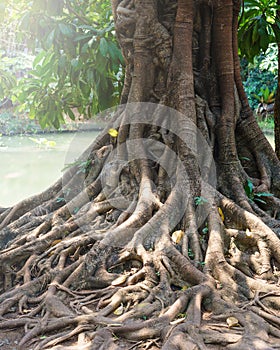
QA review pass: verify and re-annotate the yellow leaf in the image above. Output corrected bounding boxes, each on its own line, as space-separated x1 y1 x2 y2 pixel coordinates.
137 303 149 309
108 128 118 138
170 316 186 325
51 239 62 247
111 275 127 286
218 207 225 222
172 230 184 244
181 286 188 291
114 303 124 316
226 316 239 328
46 140 56 148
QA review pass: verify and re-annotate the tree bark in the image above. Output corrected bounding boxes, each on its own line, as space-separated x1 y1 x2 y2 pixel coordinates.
1 1 280 349
274 0 280 160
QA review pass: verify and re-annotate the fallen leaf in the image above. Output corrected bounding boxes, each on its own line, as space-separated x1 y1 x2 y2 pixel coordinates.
226 316 239 328
218 207 225 222
51 239 62 246
114 303 124 315
172 230 184 244
246 228 252 237
137 303 149 309
108 128 118 137
170 316 186 325
111 275 128 286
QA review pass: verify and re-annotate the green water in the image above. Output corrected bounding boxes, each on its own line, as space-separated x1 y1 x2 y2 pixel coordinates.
0 131 99 207
0 131 275 208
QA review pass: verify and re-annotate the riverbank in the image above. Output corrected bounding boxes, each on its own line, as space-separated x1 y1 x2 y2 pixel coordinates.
0 111 275 208
0 108 275 136
0 109 106 136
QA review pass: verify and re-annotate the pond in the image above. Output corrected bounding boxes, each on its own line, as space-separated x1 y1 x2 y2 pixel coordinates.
0 130 275 208
0 130 100 207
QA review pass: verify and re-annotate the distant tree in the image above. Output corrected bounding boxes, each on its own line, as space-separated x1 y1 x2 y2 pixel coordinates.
3 0 124 128
274 0 280 159
238 0 280 158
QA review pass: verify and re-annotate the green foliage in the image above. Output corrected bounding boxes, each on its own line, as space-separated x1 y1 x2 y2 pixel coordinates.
238 0 280 62
244 178 273 204
258 43 278 73
188 248 195 259
0 68 16 99
0 53 18 99
257 116 275 130
201 226 208 235
0 110 39 135
241 47 278 109
62 159 91 173
253 86 275 104
194 196 208 206
3 0 124 129
238 0 280 112
0 49 35 100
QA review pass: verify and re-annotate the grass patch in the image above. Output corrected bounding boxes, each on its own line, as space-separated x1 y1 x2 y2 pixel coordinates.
257 116 274 132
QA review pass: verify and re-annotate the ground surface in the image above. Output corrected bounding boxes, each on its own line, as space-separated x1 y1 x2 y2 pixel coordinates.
1 313 280 349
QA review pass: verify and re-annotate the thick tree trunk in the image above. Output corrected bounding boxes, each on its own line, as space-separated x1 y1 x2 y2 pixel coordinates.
1 1 280 349
274 0 280 160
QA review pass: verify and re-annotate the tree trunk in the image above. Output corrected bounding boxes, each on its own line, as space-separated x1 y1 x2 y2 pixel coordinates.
274 0 280 160
1 1 280 349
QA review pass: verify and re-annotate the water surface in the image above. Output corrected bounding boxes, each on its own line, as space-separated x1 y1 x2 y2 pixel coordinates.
0 131 275 208
0 131 99 207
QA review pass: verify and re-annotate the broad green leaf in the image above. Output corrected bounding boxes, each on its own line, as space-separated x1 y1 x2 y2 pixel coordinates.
58 23 74 37
254 197 267 204
45 29 55 50
252 22 259 43
260 30 270 51
254 192 273 197
33 50 46 68
99 37 109 57
67 108 76 121
71 58 79 69
244 179 254 199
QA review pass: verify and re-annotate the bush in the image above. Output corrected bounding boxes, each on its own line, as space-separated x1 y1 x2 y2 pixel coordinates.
241 44 278 110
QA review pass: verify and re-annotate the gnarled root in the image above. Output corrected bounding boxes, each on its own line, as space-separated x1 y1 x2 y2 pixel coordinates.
1 105 280 350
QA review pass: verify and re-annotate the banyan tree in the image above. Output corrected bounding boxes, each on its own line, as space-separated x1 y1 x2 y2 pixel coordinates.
1 1 280 349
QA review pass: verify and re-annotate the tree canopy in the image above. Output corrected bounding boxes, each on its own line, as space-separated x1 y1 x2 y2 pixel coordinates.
1 0 124 128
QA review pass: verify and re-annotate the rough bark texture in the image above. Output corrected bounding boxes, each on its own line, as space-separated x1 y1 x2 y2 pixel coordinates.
1 1 280 349
275 0 280 160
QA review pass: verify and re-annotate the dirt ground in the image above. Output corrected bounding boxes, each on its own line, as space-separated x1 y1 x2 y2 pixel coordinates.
1 319 277 350
0 329 23 350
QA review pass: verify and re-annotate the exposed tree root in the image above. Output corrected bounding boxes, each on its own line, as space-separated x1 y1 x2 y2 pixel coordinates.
2 1 280 349
1 102 280 350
